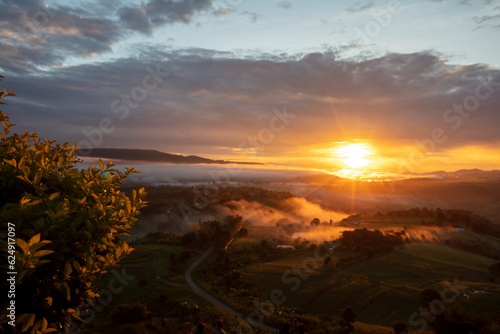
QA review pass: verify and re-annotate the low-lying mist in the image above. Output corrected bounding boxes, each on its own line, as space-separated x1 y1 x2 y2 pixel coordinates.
105 163 500 241
217 197 348 227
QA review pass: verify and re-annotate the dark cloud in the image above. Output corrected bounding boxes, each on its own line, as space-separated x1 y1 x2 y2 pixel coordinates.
0 0 121 73
3 48 499 158
0 0 215 73
119 0 214 33
118 7 152 35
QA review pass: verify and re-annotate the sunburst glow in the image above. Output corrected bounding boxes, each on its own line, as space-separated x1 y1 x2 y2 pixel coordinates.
335 143 373 169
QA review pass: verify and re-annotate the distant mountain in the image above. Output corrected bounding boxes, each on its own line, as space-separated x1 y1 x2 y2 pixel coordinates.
78 148 263 165
292 173 344 184
404 169 500 181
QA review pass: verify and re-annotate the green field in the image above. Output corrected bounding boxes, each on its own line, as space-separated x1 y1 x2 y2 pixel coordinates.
86 216 500 333
83 244 239 333
197 223 500 331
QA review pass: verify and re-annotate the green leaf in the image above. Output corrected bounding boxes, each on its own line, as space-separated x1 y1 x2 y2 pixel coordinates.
64 262 73 277
35 260 51 267
125 197 131 214
73 260 81 272
32 317 47 332
49 192 60 201
29 233 41 245
20 197 31 207
29 240 52 253
17 313 35 332
34 171 42 184
62 282 71 300
115 244 124 259
42 297 53 309
33 249 54 258
16 238 29 255
55 282 71 301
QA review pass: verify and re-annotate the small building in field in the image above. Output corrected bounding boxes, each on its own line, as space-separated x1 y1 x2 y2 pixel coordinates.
276 245 295 250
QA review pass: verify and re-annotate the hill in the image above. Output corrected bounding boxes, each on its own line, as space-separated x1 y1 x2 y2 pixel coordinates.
78 148 263 165
404 169 500 181
191 213 500 333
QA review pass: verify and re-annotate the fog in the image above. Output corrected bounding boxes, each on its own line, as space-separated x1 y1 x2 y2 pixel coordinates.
80 162 500 225
217 197 348 227
80 161 319 186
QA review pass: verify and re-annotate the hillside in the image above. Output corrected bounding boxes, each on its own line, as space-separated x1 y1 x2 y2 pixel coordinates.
190 212 500 333
78 148 263 165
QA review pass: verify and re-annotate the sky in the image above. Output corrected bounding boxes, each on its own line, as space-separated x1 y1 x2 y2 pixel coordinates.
1 0 500 175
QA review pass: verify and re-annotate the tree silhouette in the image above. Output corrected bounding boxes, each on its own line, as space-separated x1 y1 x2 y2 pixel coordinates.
393 322 408 334
341 306 356 333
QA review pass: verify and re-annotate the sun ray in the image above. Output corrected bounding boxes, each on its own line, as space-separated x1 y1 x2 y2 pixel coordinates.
334 143 373 170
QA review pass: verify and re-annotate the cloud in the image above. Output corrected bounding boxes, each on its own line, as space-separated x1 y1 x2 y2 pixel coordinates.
0 0 215 73
119 0 214 34
344 1 375 13
473 13 500 29
0 0 122 73
212 6 237 16
278 1 293 9
3 47 500 164
118 6 152 35
241 10 262 23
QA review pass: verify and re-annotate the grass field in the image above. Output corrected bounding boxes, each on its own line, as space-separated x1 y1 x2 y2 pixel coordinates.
200 223 500 330
86 216 500 333
83 244 240 333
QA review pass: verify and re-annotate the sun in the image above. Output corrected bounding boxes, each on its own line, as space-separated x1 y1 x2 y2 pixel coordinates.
335 143 372 169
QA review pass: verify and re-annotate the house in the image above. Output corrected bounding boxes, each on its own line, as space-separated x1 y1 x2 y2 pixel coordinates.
277 245 295 250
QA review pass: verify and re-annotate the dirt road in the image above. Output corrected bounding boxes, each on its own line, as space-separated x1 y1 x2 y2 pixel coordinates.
185 247 278 333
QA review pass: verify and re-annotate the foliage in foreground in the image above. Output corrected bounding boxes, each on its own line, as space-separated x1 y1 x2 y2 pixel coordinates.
0 76 146 333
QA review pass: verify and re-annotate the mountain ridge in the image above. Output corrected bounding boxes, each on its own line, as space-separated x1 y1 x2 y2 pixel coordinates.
403 168 500 180
78 148 263 165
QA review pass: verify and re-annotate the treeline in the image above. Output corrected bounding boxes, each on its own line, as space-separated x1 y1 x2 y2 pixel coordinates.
339 228 407 257
417 289 500 334
383 207 500 236
137 215 244 249
181 215 243 249
137 185 294 216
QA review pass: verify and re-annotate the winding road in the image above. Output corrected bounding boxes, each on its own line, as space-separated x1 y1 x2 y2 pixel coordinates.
185 247 278 333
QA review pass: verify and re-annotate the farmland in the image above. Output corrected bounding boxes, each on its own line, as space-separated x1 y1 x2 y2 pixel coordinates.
193 215 500 332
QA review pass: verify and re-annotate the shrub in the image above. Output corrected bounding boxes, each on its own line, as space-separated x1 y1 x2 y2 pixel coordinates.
111 303 151 324
0 76 146 333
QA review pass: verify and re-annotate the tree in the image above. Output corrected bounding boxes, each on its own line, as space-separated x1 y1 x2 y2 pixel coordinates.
0 77 146 333
169 252 177 268
341 306 356 324
420 289 441 306
179 251 191 263
236 227 248 238
341 306 356 334
393 322 408 334
110 302 151 324
181 231 197 246
310 218 320 226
